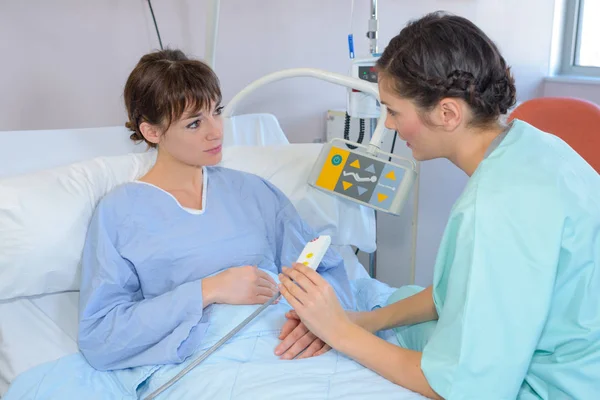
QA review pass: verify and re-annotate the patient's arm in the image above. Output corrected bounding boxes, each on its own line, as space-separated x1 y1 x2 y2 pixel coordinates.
78 202 211 371
203 265 279 305
351 286 438 333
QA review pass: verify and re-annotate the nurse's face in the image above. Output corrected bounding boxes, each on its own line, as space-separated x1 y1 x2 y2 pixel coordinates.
378 77 448 161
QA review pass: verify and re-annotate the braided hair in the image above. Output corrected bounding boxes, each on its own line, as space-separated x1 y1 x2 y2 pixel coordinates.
377 11 516 126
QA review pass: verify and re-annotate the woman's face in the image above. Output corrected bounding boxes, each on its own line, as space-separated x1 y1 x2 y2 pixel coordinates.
156 101 224 167
378 77 447 162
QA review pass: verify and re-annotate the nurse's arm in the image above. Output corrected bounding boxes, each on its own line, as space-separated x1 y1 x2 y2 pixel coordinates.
334 324 443 400
351 286 438 333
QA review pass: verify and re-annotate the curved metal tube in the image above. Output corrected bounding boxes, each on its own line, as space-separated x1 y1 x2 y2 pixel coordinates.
222 68 388 154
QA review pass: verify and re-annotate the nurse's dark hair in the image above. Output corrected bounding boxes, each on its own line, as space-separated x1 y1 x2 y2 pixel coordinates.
376 11 516 126
124 48 222 148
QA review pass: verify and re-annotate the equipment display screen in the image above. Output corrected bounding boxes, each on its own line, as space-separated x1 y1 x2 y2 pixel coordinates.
358 66 378 83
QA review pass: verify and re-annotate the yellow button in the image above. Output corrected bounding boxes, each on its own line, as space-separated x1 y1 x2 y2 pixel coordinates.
315 147 350 191
306 253 314 258
377 193 388 202
302 261 309 266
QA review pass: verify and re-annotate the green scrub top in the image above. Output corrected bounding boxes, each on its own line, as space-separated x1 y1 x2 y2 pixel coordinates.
395 120 600 399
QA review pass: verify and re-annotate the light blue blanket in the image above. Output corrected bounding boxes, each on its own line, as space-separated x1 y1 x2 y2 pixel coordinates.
5 278 425 400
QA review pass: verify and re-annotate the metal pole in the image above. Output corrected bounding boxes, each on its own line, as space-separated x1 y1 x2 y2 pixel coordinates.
205 0 221 69
369 117 377 278
367 0 378 55
368 0 379 276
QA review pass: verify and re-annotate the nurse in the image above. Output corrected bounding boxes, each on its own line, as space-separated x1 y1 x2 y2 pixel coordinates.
278 11 600 399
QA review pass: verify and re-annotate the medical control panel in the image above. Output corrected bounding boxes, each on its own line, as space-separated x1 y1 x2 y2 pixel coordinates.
358 66 378 83
308 139 416 216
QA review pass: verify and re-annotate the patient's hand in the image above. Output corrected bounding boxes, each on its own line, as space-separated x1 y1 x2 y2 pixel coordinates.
275 310 331 360
206 265 279 305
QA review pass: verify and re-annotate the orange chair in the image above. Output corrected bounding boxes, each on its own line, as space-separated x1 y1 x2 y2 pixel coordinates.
508 97 600 173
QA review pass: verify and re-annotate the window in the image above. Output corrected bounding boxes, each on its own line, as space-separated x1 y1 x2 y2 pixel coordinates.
562 0 600 77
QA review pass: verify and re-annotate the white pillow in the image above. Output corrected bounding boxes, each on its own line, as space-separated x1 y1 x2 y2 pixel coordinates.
0 145 375 300
0 152 156 301
223 113 289 146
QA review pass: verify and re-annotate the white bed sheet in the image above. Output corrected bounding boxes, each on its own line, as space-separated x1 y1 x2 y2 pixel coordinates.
0 246 367 397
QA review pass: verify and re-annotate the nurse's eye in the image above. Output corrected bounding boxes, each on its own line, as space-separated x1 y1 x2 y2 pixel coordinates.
186 119 202 129
388 109 397 117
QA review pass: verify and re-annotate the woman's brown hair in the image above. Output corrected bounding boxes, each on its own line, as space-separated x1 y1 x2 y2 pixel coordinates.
124 49 222 148
377 11 517 127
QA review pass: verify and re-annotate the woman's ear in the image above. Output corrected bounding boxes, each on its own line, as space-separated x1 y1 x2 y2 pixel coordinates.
436 98 463 131
139 122 161 146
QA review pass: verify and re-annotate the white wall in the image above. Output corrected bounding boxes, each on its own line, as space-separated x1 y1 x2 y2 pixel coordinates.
542 79 600 104
2 0 594 287
0 0 559 137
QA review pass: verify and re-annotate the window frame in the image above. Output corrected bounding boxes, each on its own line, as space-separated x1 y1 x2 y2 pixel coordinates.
561 0 600 77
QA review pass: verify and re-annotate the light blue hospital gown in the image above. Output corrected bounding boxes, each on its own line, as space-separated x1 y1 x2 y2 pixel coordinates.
78 167 354 371
390 120 600 399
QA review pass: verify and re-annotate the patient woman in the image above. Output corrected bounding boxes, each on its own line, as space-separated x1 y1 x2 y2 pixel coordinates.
77 49 353 371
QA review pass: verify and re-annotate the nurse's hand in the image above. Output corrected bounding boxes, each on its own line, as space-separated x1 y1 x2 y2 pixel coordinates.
279 263 352 346
205 265 279 305
275 311 331 359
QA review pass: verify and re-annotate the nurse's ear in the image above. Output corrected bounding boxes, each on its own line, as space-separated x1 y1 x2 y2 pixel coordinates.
139 121 162 146
432 97 464 132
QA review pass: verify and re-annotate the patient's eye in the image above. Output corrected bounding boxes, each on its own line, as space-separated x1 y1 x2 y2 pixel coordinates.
186 119 202 129
214 105 224 116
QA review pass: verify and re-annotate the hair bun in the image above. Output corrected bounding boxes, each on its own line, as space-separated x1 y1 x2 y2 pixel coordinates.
487 72 517 114
478 70 517 116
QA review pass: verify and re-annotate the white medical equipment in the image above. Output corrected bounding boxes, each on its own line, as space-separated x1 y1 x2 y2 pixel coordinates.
309 138 416 216
223 68 417 217
347 57 381 119
144 235 332 400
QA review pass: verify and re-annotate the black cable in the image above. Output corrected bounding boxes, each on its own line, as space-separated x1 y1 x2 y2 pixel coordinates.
355 247 360 255
389 130 398 161
343 112 357 149
147 0 164 50
343 112 365 150
358 118 365 146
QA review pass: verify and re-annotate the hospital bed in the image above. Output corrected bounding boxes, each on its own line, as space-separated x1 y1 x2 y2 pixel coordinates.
0 82 422 399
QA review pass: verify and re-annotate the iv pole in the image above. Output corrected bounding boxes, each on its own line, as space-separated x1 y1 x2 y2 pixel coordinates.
368 0 379 55
205 0 221 69
367 0 379 278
